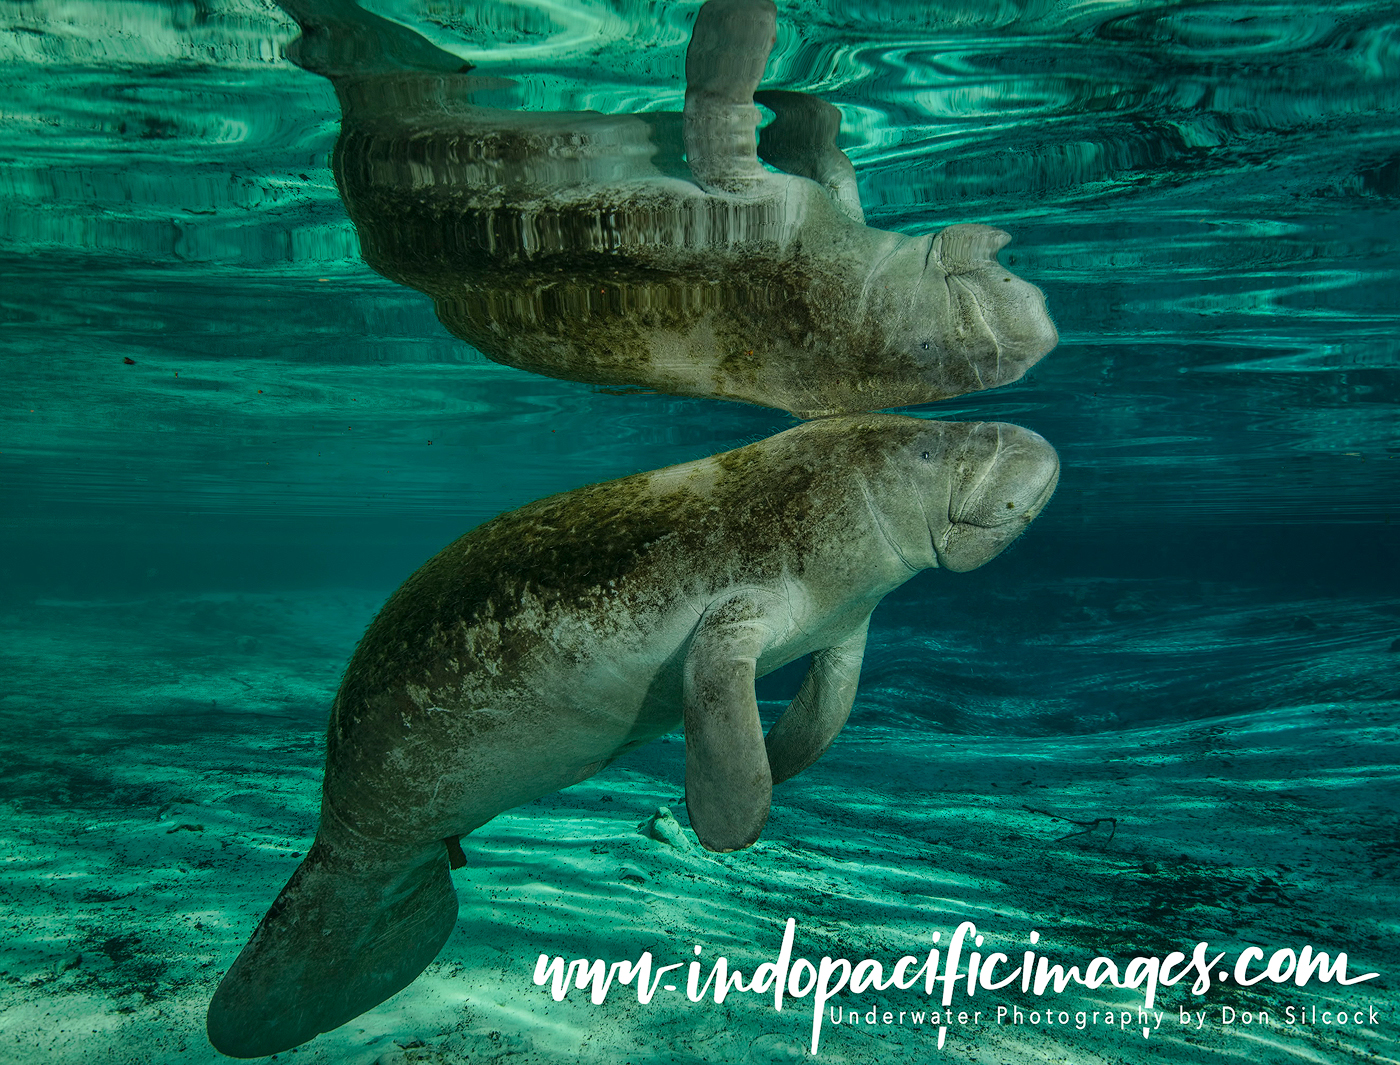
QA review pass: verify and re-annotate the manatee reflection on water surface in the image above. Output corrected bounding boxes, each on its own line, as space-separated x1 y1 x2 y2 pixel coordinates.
279 0 1058 416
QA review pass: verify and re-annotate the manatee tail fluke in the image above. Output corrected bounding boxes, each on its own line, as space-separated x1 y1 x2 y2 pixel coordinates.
275 0 472 79
206 827 457 1058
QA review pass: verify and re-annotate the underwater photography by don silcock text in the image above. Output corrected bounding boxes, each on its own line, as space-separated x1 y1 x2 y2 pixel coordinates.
0 0 1396 1063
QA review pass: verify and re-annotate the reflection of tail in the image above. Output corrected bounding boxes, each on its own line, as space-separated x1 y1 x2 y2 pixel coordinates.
275 0 471 78
206 818 457 1058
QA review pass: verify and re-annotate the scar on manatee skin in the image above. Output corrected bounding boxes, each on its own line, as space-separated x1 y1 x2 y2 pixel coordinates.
444 836 467 869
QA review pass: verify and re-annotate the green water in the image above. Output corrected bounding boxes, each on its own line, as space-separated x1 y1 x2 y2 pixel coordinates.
1 1 1397 1062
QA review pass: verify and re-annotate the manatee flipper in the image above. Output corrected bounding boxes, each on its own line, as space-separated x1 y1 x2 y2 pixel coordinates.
764 619 869 785
754 89 864 223
206 813 457 1059
683 595 776 852
684 0 777 193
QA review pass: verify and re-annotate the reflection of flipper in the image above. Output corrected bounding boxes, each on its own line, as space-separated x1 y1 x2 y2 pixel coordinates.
276 0 475 79
206 816 457 1058
755 90 864 223
684 0 777 194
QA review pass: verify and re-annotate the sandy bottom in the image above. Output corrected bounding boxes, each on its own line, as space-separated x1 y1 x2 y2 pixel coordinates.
0 586 1396 1065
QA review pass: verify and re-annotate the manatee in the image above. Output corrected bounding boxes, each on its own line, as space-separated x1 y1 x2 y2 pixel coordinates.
276 0 1058 417
205 414 1059 1056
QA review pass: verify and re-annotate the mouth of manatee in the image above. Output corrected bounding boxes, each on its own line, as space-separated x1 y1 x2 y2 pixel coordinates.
935 425 1061 573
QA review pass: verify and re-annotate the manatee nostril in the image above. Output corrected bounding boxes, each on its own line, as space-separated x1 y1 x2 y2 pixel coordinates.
935 433 1058 574
948 428 1059 529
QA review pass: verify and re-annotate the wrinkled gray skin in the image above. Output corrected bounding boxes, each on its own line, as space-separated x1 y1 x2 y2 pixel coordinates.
277 0 1058 417
205 415 1059 1057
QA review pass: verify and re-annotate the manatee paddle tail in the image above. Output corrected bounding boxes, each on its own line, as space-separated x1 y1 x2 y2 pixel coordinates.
206 815 457 1058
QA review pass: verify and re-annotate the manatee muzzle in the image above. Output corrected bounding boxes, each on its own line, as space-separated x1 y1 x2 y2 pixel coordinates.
936 423 1060 572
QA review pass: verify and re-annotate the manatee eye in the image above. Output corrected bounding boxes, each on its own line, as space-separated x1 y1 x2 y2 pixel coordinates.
920 342 930 351
920 450 931 460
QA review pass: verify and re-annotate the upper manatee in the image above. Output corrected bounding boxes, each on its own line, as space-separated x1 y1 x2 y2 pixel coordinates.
279 0 1058 417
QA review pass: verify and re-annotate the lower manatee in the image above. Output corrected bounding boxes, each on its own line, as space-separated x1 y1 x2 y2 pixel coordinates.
206 414 1059 1056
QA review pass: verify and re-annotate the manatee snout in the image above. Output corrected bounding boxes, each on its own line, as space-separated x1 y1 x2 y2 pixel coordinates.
910 225 1059 400
936 423 1059 572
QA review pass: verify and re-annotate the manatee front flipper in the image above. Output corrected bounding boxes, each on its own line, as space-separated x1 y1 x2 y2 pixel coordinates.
764 619 869 785
684 0 777 193
683 595 777 852
754 89 864 223
206 811 457 1058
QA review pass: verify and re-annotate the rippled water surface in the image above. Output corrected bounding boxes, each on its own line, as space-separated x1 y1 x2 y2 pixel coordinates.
2 2 1397 1063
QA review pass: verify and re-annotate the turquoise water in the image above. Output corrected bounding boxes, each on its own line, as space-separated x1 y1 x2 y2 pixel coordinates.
2 1 1397 1063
